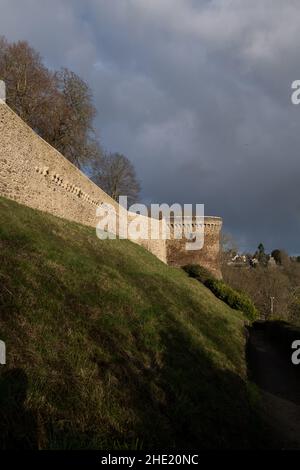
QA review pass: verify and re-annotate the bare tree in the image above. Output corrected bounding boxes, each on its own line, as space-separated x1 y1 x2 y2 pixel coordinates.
92 153 141 205
0 36 8 66
0 38 97 168
0 40 58 129
220 232 239 264
223 263 293 321
52 68 97 167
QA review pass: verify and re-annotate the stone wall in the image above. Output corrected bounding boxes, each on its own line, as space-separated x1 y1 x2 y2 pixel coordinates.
0 102 222 276
0 103 167 262
166 216 223 279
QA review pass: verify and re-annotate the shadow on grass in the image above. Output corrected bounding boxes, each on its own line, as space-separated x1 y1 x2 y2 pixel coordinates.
0 197 270 449
246 322 300 406
0 368 39 449
246 322 300 449
90 320 267 449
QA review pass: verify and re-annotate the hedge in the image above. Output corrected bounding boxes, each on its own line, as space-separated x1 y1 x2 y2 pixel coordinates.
183 264 215 283
204 279 259 321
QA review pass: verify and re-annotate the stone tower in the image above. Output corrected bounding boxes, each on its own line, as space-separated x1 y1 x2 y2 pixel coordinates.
165 216 223 279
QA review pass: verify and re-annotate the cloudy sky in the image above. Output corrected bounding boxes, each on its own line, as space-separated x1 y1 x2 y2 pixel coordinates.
1 0 300 252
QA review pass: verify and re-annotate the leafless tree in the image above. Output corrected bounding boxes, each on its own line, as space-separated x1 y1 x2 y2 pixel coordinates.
92 152 141 205
52 68 97 167
220 232 239 264
0 39 59 128
0 36 142 195
0 38 97 168
223 263 297 322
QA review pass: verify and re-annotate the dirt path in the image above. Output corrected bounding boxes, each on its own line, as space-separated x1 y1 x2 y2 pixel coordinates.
247 326 300 449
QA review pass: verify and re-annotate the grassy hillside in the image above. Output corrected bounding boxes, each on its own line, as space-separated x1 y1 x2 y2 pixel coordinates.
0 196 265 449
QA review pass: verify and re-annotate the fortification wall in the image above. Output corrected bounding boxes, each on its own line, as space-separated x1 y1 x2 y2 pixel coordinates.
0 102 222 275
0 103 166 262
166 217 223 279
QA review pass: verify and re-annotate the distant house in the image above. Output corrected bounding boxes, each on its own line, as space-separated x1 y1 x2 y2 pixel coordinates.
268 256 277 268
250 258 259 267
227 253 248 266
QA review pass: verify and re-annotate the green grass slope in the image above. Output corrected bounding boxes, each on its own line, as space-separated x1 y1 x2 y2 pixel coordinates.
0 196 264 449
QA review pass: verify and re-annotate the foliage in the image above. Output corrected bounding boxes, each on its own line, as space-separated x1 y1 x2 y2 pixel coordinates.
271 249 290 267
223 261 300 325
204 279 259 321
183 264 215 284
255 243 269 266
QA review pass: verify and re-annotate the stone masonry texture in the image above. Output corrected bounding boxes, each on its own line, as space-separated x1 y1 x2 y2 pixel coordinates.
0 102 222 276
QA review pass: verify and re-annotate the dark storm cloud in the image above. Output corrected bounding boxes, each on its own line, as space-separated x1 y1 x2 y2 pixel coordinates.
1 0 300 252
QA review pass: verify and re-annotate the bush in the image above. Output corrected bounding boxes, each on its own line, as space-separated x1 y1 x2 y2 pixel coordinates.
204 279 259 321
183 264 215 283
183 265 259 321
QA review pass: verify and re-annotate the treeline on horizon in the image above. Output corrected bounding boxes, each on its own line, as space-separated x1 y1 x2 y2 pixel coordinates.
0 36 140 204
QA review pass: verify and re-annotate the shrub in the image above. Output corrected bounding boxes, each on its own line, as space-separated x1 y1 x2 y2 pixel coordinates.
204 279 259 321
183 264 215 284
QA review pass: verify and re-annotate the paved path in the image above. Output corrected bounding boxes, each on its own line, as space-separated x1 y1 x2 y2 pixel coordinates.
248 327 300 449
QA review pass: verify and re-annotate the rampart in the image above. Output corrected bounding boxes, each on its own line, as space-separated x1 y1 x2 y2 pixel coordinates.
0 102 222 277
166 216 223 279
0 103 166 262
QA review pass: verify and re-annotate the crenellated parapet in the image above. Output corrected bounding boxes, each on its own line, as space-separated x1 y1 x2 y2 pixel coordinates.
166 216 222 231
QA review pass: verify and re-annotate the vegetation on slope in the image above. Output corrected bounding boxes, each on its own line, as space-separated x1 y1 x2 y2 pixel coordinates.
222 243 300 326
183 264 258 321
0 197 266 449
